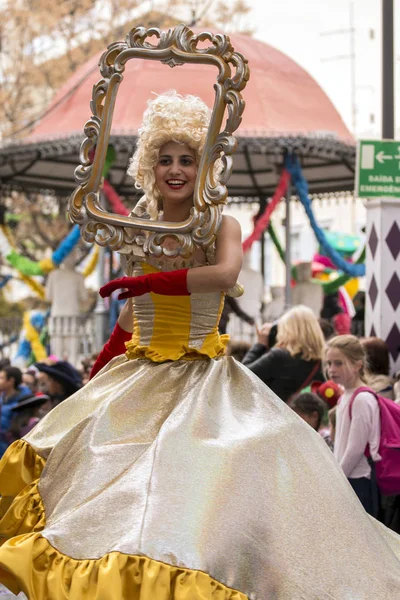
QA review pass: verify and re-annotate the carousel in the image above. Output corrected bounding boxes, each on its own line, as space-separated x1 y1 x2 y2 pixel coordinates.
0 26 358 356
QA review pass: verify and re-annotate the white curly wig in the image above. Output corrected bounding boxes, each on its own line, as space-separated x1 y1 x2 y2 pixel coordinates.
127 91 211 219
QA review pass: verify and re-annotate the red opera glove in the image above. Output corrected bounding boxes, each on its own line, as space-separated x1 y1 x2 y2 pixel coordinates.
90 323 132 379
99 269 190 300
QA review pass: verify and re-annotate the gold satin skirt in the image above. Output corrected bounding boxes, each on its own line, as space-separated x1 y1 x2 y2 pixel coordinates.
1 355 400 599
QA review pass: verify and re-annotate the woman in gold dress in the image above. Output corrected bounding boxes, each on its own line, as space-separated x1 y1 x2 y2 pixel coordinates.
0 91 400 600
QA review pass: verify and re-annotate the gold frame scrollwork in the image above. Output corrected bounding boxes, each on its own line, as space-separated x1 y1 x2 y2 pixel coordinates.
68 23 250 258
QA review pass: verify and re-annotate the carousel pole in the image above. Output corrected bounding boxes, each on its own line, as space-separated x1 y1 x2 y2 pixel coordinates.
259 197 267 280
93 189 110 351
284 181 292 309
93 246 109 350
382 0 394 139
364 0 399 369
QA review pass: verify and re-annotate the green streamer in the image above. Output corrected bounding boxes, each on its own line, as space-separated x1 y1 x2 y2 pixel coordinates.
267 224 297 279
322 247 366 294
103 146 116 179
266 224 366 294
7 250 44 276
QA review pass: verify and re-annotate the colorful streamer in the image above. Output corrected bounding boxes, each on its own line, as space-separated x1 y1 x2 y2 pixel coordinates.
77 153 368 295
0 225 13 258
0 223 96 299
0 275 13 290
103 179 130 216
286 155 365 277
0 334 18 351
242 171 290 253
18 274 46 300
6 225 81 277
267 223 284 262
267 223 298 280
81 245 100 278
267 220 365 295
23 311 47 362
0 145 114 289
0 226 47 298
1 224 15 247
14 338 32 365
14 311 48 366
7 250 45 275
52 225 81 266
322 247 366 294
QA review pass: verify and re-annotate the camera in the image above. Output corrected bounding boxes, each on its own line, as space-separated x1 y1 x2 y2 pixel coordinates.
268 321 278 349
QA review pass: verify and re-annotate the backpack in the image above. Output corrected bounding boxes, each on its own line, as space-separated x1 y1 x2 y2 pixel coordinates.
349 386 400 496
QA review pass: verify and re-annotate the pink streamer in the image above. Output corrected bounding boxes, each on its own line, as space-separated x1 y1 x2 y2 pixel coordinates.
103 180 130 216
313 253 354 270
242 170 290 253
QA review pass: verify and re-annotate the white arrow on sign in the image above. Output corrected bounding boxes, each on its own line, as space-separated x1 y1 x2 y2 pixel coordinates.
376 150 393 164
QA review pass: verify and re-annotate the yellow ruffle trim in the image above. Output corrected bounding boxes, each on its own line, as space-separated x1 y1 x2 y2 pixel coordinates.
0 440 46 520
0 441 247 599
0 533 248 599
0 480 45 543
125 334 230 363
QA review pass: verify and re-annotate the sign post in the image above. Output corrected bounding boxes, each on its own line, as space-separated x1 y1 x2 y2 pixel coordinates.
358 139 400 370
356 140 400 199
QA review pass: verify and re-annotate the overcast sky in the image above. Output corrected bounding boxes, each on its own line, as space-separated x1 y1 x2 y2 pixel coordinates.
245 0 399 138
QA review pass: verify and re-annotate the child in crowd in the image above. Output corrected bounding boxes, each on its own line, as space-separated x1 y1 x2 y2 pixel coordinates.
289 392 326 432
289 391 334 450
361 337 394 399
325 335 380 516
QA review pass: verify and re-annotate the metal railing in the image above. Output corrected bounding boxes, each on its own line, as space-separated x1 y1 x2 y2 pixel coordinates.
48 312 109 366
0 312 110 367
0 316 23 362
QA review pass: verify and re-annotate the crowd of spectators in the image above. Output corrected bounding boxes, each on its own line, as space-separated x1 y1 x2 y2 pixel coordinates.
0 357 83 454
1 299 399 533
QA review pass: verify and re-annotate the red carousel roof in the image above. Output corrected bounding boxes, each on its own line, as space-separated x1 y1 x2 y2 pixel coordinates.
0 32 356 198
27 34 352 143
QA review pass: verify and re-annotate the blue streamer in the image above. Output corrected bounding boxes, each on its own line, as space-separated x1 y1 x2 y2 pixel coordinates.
0 275 13 289
52 225 81 266
30 311 46 331
285 155 365 277
0 334 18 351
14 338 32 360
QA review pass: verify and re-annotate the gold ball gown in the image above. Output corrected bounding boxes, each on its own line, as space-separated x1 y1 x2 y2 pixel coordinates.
1 259 400 599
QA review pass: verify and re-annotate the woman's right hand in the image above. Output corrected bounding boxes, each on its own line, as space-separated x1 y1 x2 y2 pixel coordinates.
117 299 134 333
256 322 273 347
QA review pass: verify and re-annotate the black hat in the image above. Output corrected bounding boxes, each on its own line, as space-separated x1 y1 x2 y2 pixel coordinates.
11 393 51 412
35 361 82 396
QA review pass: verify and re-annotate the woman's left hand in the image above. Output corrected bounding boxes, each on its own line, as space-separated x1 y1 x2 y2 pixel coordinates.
256 322 272 347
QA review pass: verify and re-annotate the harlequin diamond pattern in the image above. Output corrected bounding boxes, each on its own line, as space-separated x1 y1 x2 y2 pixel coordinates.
386 273 400 310
368 275 378 309
386 222 400 260
368 224 379 259
370 324 377 337
386 324 400 361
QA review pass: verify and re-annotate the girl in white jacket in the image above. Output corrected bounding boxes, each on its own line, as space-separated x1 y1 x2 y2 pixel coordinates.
325 334 380 516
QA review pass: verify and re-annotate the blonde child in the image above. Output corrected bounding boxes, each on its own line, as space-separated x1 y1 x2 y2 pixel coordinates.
325 334 380 516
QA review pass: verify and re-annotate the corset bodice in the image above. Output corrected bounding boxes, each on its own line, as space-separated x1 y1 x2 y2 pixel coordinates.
125 262 228 362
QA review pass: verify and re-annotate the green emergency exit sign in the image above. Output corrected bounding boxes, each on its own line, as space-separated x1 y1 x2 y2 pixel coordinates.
356 139 400 199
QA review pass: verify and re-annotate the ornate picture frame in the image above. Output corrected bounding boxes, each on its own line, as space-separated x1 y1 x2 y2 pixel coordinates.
68 23 249 258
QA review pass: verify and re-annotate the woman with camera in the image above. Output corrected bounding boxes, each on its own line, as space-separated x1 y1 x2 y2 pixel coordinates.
242 305 325 402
